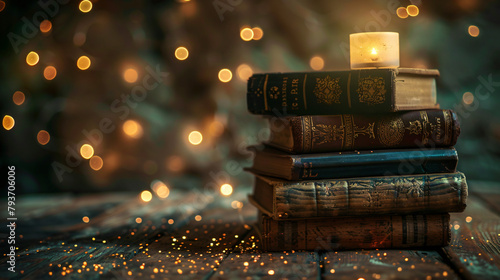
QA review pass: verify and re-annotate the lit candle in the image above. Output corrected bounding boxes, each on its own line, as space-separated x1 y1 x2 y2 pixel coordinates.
349 32 399 69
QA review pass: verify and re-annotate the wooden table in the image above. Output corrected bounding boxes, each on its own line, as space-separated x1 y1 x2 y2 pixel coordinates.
1 180 499 279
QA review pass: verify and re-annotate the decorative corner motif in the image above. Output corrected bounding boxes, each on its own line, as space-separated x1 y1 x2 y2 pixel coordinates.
377 117 404 146
254 88 263 97
396 178 424 198
406 120 422 135
313 75 342 104
357 76 386 105
312 124 344 145
269 86 280 99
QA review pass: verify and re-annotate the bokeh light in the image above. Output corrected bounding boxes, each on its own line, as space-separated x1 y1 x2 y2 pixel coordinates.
175 46 189 60
140 190 153 202
26 51 39 66
397 7 408 19
77 56 91 70
220 183 233 196
468 25 480 37
309 56 324 70
218 68 232 83
123 120 143 138
240 27 254 41
463 92 474 105
40 20 52 33
37 130 50 145
407 5 419 17
194 215 202 221
252 27 263 40
89 156 103 171
237 64 253 81
3 115 15 130
82 216 90 223
13 91 25 105
188 131 203 145
167 156 185 172
135 217 142 223
0 1 5 12
156 184 170 199
80 144 94 159
79 0 92 13
43 66 57 80
123 68 138 83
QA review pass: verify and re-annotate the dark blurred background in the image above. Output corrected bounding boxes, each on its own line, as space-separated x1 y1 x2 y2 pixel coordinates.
1 0 500 196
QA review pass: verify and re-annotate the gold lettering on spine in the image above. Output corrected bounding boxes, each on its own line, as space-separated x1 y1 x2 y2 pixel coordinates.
303 74 308 110
302 162 318 178
263 74 269 110
343 114 354 150
303 116 312 152
443 110 452 145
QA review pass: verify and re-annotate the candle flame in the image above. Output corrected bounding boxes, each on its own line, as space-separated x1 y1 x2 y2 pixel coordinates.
370 48 379 61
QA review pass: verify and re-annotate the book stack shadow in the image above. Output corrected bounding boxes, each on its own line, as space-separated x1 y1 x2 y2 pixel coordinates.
245 68 468 251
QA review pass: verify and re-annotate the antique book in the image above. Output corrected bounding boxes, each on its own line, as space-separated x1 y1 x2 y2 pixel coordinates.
257 212 451 251
247 146 458 180
249 172 467 220
267 109 460 153
247 68 439 115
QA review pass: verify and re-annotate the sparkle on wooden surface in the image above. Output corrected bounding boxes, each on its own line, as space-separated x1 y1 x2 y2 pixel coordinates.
80 144 94 159
37 130 51 145
3 115 15 130
13 91 25 105
26 51 39 66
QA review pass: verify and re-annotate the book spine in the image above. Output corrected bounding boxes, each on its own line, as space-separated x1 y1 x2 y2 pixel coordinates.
272 172 467 219
261 213 450 251
247 69 396 115
290 148 458 180
281 109 460 153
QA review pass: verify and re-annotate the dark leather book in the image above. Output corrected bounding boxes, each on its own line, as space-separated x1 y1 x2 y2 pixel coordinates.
249 172 467 220
267 109 460 153
247 68 439 116
248 146 458 180
257 212 451 251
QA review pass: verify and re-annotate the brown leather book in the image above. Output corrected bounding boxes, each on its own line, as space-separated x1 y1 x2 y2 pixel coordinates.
267 109 460 153
250 172 467 220
257 212 451 251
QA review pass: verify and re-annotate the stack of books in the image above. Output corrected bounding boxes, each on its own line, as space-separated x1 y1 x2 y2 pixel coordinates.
246 68 468 251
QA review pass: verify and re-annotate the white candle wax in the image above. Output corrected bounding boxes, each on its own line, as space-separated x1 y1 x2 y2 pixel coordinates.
349 32 399 69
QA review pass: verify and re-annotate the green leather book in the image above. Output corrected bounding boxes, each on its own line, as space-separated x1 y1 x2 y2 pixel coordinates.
247 68 439 115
